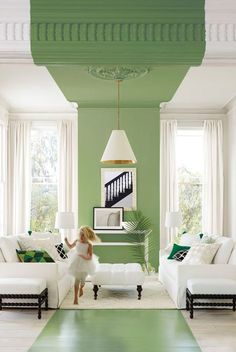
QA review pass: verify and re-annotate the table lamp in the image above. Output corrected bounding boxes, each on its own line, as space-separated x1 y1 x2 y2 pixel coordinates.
165 211 182 243
55 212 75 240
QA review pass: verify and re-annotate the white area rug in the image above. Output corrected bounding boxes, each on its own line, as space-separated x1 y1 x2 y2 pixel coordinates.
60 276 176 309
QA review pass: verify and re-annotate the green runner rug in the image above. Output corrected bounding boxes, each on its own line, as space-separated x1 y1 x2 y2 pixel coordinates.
29 310 200 352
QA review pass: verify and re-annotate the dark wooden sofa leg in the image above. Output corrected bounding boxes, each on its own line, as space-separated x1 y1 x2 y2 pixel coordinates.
93 285 99 300
137 285 142 300
233 298 236 312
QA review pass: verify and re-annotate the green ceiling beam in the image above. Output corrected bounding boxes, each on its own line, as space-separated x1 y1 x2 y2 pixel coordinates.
30 0 205 65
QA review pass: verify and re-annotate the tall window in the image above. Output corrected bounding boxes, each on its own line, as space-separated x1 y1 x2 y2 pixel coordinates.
30 125 58 232
176 129 203 234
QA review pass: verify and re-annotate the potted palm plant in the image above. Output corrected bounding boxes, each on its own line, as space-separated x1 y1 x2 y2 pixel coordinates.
123 210 154 273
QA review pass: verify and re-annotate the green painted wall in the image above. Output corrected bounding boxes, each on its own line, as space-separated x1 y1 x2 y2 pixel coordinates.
46 65 189 270
78 108 159 268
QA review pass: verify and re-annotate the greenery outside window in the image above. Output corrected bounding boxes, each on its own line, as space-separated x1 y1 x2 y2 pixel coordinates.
176 129 203 234
30 125 58 232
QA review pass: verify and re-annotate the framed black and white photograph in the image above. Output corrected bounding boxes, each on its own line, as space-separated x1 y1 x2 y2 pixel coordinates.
93 207 124 230
101 168 137 211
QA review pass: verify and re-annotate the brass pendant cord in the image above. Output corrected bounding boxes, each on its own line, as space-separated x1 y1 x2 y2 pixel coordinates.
117 79 121 130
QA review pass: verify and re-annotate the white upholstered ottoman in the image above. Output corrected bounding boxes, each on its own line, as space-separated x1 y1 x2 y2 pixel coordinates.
91 263 145 300
0 278 48 319
186 278 236 319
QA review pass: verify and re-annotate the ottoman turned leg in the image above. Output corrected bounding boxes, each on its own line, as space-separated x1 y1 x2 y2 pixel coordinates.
137 285 142 300
0 296 2 310
186 298 189 311
190 297 194 319
93 285 99 300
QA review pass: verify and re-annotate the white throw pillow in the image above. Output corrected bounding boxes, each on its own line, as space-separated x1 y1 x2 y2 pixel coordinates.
31 232 61 245
182 243 220 264
213 237 234 264
179 233 202 246
18 237 63 262
0 236 21 262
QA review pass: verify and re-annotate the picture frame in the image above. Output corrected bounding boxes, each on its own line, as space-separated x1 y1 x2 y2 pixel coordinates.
93 207 124 230
101 168 137 211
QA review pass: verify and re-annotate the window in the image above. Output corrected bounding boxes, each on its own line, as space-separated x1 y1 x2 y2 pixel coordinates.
30 125 58 232
176 129 203 234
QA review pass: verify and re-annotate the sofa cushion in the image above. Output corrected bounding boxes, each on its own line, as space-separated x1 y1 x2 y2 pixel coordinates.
0 236 21 262
228 244 236 264
179 233 203 246
31 232 61 244
55 243 68 259
182 243 220 264
159 255 181 281
168 243 190 260
16 249 54 263
173 249 189 262
18 237 63 262
213 237 234 264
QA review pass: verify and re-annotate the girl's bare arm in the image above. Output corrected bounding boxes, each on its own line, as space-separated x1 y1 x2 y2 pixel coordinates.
65 237 77 249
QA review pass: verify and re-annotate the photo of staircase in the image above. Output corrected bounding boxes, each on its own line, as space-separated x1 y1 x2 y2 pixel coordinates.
101 169 136 210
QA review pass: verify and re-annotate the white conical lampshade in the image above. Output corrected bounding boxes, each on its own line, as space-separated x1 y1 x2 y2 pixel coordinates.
101 130 137 164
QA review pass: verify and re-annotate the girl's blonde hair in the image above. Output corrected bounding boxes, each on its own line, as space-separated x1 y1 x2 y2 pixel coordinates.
78 226 100 243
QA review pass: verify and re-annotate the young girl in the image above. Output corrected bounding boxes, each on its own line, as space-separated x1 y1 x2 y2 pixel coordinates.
65 226 100 304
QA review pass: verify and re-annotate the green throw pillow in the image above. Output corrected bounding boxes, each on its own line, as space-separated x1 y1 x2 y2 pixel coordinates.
168 243 190 260
16 249 54 263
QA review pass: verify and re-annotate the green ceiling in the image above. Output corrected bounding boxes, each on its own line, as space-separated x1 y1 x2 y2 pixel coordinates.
48 65 189 108
31 0 205 66
31 0 205 107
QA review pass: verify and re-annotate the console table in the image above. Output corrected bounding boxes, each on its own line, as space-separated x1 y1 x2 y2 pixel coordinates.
93 230 151 264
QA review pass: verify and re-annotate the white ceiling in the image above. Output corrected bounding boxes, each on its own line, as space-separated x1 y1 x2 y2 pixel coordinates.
165 65 236 111
0 64 236 114
0 64 76 113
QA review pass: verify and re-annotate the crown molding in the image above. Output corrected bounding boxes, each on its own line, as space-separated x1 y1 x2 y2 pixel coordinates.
0 0 236 64
9 111 78 120
160 106 226 118
224 95 236 114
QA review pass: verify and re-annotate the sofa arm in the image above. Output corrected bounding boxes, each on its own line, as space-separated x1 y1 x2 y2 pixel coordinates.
0 263 59 280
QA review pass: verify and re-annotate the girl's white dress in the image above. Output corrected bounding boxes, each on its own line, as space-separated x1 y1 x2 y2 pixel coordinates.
68 242 99 278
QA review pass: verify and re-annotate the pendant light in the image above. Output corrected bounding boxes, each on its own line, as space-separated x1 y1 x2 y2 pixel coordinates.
101 80 137 164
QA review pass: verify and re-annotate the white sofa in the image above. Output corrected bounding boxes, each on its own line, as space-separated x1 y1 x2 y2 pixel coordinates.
159 236 236 309
0 234 72 308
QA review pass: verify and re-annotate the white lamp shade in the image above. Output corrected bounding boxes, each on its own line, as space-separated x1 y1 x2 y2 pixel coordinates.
165 211 182 228
55 212 75 229
101 130 137 164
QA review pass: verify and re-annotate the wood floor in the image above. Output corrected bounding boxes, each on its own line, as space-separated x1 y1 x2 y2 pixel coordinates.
0 308 236 351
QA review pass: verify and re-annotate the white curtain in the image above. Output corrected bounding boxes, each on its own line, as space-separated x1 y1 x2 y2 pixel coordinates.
0 120 7 235
57 120 78 239
6 120 31 234
203 120 223 235
160 120 178 249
